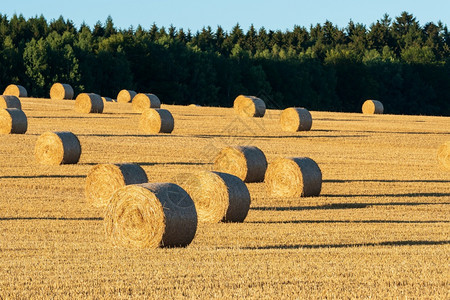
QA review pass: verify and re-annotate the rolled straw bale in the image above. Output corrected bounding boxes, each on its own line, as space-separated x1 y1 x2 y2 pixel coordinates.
117 89 137 103
280 107 312 132
0 95 21 110
132 93 161 112
362 100 384 114
74 93 104 114
178 171 251 223
0 108 27 134
34 131 81 165
105 182 197 249
3 84 27 97
85 163 149 207
265 157 322 197
437 142 450 170
213 146 267 183
101 96 115 103
189 104 201 107
50 83 74 100
233 95 266 118
139 108 174 134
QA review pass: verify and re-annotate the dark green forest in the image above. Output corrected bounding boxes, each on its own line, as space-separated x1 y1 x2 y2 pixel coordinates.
0 12 449 115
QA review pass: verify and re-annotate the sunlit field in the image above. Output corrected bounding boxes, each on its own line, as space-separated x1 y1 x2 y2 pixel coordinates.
0 98 449 298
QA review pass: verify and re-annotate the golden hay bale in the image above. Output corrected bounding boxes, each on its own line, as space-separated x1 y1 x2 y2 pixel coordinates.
3 84 27 97
50 83 74 100
74 93 104 114
0 108 27 134
132 93 161 112
178 171 251 223
362 100 384 114
280 107 312 132
117 89 137 103
139 108 174 134
437 142 450 170
85 163 149 208
0 95 21 110
213 146 267 183
105 182 197 249
265 157 322 197
189 104 201 107
35 131 81 165
233 95 266 117
101 96 115 103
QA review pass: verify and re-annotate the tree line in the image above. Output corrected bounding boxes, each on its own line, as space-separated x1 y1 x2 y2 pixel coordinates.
0 12 449 115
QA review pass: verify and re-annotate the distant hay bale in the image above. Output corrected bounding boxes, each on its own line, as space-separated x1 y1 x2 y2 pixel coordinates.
74 93 104 114
437 142 450 170
280 107 312 132
101 96 115 103
50 83 74 100
105 182 197 249
132 93 161 112
0 108 27 134
178 171 251 223
85 163 149 208
233 95 266 118
139 108 174 134
189 104 201 107
213 146 267 183
265 157 322 197
362 100 384 114
34 131 81 165
117 89 137 103
0 95 21 110
3 84 27 97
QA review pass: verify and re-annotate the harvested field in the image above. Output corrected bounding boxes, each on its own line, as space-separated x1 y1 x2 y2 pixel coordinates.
0 97 449 298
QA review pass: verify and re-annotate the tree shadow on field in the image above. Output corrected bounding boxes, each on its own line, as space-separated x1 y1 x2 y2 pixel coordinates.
0 174 85 179
324 179 450 183
242 240 450 250
251 201 450 211
0 217 102 221
248 219 450 224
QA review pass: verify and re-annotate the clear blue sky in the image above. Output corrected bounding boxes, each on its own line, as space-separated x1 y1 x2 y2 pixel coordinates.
2 0 450 32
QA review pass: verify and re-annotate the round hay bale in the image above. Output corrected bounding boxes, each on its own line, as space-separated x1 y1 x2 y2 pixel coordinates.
213 146 267 183
233 95 266 117
188 104 201 107
74 93 104 114
178 171 251 223
3 84 27 97
0 95 21 110
437 141 450 170
362 100 384 114
0 108 27 134
139 108 174 134
280 107 312 132
50 83 74 100
132 93 161 112
265 157 322 197
105 182 197 249
85 163 149 208
34 131 81 165
101 96 115 103
117 89 137 103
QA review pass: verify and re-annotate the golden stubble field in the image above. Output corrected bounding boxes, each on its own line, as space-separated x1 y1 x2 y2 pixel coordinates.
0 98 449 299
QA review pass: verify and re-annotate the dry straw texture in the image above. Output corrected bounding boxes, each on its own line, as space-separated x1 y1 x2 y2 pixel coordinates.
117 89 137 103
362 100 384 114
266 157 322 197
0 95 21 110
105 182 197 249
3 84 27 97
139 108 174 134
74 93 104 114
437 142 450 170
85 163 148 207
280 107 312 132
214 146 267 182
101 97 115 103
132 93 161 112
0 108 27 134
50 83 74 100
178 171 251 223
34 131 81 165
233 95 266 117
